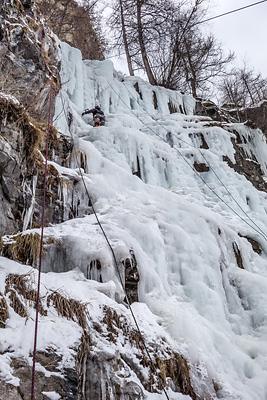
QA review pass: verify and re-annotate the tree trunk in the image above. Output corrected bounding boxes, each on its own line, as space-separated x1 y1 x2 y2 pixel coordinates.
166 0 200 89
184 39 197 98
119 0 134 76
242 75 255 106
136 0 157 85
190 77 197 98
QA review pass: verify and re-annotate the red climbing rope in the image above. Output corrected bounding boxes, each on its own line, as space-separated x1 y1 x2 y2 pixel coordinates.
31 43 54 400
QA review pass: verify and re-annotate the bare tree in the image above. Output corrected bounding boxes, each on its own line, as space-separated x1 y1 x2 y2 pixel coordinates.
109 0 233 98
118 0 134 75
36 0 104 60
178 32 234 98
109 0 177 83
220 64 267 108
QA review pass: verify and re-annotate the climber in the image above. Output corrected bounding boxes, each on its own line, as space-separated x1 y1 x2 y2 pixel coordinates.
82 105 105 127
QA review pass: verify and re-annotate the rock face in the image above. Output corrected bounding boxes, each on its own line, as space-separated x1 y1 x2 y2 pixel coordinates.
0 96 38 235
195 100 236 123
196 100 267 193
196 99 267 137
223 128 267 193
0 1 96 236
0 95 92 236
0 271 206 400
2 2 267 400
0 354 78 400
0 0 60 120
238 101 267 135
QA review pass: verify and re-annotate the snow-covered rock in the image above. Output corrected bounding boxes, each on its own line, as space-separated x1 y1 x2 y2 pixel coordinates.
1 3 267 399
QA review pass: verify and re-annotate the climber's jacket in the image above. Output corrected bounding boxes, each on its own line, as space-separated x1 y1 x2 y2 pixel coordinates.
82 105 105 127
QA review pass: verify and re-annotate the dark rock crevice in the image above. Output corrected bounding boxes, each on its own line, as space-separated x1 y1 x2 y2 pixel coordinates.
168 100 178 114
228 101 267 135
193 161 209 173
133 155 142 179
232 242 244 270
223 135 267 193
123 249 140 304
238 234 262 255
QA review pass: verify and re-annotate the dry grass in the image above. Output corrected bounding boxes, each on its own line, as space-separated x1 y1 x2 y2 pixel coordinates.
24 117 44 165
44 237 62 246
102 305 146 349
3 273 91 328
152 353 198 399
1 233 42 266
0 96 42 173
102 306 121 333
6 273 36 301
7 289 28 318
0 293 9 328
127 328 143 349
47 292 89 330
13 0 25 13
47 163 59 177
0 95 61 172
5 273 47 317
100 304 197 397
76 331 91 398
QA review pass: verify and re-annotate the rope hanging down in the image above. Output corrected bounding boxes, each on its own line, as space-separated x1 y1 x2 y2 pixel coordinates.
122 82 267 241
31 43 54 400
59 92 171 400
107 80 267 242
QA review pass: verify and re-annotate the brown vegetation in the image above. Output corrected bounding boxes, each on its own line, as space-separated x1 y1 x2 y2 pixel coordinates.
36 0 104 60
0 293 9 328
101 305 198 397
47 291 89 330
5 272 47 316
1 233 41 265
3 273 90 327
0 96 43 169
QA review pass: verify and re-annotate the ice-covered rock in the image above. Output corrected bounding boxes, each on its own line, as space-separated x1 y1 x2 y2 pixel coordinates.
1 5 267 400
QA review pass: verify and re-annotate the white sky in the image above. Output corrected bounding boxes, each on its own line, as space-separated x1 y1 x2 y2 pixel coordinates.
207 0 267 76
106 0 267 78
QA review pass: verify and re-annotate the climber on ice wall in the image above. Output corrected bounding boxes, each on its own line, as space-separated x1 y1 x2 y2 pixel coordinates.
82 105 105 127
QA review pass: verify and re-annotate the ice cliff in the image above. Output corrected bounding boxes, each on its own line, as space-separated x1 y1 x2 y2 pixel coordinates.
1 1 267 399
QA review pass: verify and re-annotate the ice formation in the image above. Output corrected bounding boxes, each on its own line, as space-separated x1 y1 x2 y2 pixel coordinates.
1 38 267 399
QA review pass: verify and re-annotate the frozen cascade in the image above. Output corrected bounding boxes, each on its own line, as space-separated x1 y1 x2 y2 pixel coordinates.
52 41 267 399
1 34 267 400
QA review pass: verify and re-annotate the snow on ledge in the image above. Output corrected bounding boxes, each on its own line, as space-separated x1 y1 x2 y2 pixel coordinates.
42 392 61 400
0 92 20 105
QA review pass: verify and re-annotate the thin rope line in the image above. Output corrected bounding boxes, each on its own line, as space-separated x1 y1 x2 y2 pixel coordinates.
59 92 171 400
107 80 267 241
107 0 267 59
122 82 267 240
31 45 54 400
198 0 267 25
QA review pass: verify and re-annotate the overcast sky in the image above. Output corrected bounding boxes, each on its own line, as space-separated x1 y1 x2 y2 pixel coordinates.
208 0 267 76
108 0 267 78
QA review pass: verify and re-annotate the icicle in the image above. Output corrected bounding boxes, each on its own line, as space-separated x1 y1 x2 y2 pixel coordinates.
22 175 37 231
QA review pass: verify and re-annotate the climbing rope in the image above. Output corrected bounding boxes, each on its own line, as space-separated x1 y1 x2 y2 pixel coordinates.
59 93 171 400
123 82 267 240
108 80 267 242
31 43 54 400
